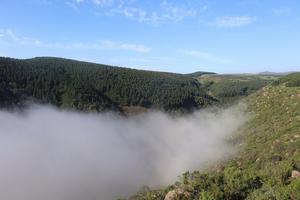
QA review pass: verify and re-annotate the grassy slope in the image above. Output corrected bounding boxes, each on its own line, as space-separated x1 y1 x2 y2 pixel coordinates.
128 73 300 200
233 79 300 199
197 74 277 104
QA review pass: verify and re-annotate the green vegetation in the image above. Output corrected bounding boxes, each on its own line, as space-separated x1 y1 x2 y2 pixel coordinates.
128 73 300 200
0 57 216 112
1 56 299 199
197 74 277 103
273 72 300 87
185 71 216 77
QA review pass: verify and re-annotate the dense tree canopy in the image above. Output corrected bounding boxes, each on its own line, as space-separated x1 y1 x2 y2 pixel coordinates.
0 57 216 112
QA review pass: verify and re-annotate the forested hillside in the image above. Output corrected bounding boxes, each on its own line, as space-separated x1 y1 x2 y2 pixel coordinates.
0 57 216 112
127 73 300 200
185 71 216 77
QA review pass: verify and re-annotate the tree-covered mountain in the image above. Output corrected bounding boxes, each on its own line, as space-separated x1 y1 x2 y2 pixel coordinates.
0 57 216 112
127 73 300 200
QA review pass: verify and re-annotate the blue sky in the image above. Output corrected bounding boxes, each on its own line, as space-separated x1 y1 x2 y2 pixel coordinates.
0 0 300 73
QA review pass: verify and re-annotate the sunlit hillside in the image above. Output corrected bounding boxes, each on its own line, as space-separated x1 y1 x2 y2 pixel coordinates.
128 73 300 200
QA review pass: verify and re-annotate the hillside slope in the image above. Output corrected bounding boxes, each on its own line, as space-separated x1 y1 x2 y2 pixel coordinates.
197 74 277 103
128 73 300 200
0 57 215 112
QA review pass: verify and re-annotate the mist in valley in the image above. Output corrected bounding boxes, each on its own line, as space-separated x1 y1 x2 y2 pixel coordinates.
0 105 247 200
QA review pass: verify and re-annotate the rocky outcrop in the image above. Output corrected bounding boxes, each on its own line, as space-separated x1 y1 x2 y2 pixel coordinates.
164 188 190 200
291 170 300 178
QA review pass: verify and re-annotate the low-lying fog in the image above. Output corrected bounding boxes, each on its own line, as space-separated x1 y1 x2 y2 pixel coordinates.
0 105 247 200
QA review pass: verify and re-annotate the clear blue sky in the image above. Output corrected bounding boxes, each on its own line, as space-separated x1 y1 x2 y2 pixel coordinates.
0 0 300 73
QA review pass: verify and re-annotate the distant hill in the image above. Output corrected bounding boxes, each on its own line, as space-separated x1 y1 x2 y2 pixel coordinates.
197 74 277 103
185 71 216 77
128 73 300 200
0 57 216 112
258 71 298 76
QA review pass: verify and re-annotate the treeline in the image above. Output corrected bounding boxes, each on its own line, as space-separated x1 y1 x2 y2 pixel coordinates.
185 71 216 77
0 57 216 112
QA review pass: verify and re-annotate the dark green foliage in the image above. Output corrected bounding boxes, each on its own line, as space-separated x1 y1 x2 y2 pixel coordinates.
0 57 215 112
185 71 216 77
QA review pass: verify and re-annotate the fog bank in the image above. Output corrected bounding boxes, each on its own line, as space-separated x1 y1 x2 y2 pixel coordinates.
0 105 247 200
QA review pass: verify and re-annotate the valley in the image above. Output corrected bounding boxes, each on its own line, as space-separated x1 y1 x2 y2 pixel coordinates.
0 56 299 200
127 73 300 200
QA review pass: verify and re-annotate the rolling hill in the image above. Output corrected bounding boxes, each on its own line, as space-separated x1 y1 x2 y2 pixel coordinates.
197 74 278 103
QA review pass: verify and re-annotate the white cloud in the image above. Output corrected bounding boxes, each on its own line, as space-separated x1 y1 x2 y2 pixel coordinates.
81 0 203 24
159 1 197 22
102 40 151 53
92 0 114 7
39 0 204 24
0 29 150 53
273 7 292 16
109 7 148 23
178 49 232 64
0 29 19 42
215 16 255 28
107 5 197 24
0 29 43 46
73 0 114 7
